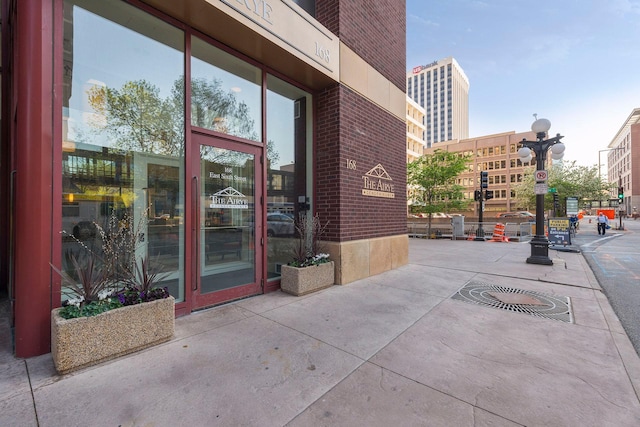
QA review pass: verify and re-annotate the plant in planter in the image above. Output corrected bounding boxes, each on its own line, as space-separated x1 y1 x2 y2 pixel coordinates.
280 213 334 296
51 209 174 374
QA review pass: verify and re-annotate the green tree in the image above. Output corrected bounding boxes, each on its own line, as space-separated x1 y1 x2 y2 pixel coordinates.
87 77 280 166
407 149 472 234
190 77 259 142
87 80 184 156
513 161 614 214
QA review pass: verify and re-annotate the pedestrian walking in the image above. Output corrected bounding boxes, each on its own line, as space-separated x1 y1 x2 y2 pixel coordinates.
597 212 609 235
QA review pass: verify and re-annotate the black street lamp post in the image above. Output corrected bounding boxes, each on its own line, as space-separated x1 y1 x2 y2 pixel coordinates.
518 118 565 265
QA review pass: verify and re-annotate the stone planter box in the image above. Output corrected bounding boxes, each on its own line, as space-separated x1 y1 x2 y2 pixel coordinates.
51 296 175 374
280 261 335 296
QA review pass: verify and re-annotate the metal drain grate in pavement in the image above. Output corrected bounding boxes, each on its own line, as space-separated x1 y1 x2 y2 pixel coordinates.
452 281 573 323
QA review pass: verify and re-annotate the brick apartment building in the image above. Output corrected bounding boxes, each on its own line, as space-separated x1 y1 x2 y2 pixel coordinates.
606 108 640 216
0 0 407 357
422 131 538 217
406 96 426 163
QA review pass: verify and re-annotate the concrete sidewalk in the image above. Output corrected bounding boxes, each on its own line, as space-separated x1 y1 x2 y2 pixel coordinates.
2 238 640 426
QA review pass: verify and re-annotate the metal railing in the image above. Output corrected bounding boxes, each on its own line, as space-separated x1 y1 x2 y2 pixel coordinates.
407 222 452 238
408 220 534 241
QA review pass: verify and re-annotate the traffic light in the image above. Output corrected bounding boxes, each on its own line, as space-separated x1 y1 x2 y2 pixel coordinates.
474 190 482 201
553 193 559 212
618 186 624 201
485 190 494 200
480 171 488 189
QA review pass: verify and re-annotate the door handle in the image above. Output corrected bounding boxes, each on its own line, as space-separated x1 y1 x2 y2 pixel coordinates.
191 176 198 291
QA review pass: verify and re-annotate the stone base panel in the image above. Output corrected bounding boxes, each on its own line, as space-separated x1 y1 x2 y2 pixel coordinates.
324 234 408 285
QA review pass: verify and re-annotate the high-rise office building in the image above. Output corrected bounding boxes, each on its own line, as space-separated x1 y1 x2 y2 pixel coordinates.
407 57 469 147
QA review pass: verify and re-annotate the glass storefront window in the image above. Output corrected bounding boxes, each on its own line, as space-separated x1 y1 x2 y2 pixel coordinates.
190 36 262 141
60 1 315 306
62 0 186 302
265 74 312 282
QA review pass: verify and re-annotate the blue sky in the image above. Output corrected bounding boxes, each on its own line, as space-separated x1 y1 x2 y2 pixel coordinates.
407 0 640 168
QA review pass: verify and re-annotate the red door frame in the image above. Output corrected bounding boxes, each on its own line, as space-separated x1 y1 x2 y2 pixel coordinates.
188 131 263 310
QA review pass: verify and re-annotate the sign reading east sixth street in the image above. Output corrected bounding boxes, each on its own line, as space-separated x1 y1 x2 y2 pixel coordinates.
547 218 571 246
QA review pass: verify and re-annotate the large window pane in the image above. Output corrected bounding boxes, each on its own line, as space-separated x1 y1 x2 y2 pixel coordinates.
62 0 186 302
190 36 262 141
265 74 312 281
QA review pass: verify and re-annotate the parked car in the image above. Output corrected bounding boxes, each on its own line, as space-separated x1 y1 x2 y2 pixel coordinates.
432 212 452 218
266 213 295 236
415 212 451 218
496 211 535 221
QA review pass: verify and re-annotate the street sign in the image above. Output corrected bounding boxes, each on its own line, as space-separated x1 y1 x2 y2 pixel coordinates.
566 197 578 215
548 187 557 193
535 170 548 182
534 183 548 195
548 218 571 246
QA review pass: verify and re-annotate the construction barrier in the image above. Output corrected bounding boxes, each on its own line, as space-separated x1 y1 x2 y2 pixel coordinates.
491 223 509 242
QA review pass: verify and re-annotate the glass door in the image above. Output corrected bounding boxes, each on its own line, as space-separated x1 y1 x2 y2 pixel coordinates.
191 132 262 308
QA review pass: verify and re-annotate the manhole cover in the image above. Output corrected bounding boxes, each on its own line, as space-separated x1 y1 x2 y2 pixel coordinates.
452 281 573 323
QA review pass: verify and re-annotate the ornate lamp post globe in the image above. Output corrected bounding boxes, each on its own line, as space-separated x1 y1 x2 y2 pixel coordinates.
531 118 551 135
518 117 565 265
517 147 533 163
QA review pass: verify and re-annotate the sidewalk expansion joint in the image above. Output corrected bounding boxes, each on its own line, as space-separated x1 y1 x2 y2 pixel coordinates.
452 281 573 323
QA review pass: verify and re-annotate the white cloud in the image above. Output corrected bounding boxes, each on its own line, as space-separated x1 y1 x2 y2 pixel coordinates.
469 0 489 9
609 0 640 15
407 14 439 28
518 35 578 68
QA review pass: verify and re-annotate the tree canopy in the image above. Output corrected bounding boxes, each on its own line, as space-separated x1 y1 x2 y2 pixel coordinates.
407 149 472 221
87 80 185 156
513 160 615 214
86 77 280 165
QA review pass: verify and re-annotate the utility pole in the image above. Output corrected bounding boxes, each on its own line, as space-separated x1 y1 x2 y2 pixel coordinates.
474 171 488 241
618 175 624 230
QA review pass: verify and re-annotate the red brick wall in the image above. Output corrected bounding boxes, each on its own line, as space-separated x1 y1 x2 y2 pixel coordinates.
315 85 407 242
316 0 406 90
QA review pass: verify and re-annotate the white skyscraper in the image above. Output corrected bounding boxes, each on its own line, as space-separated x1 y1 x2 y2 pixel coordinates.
407 57 469 147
